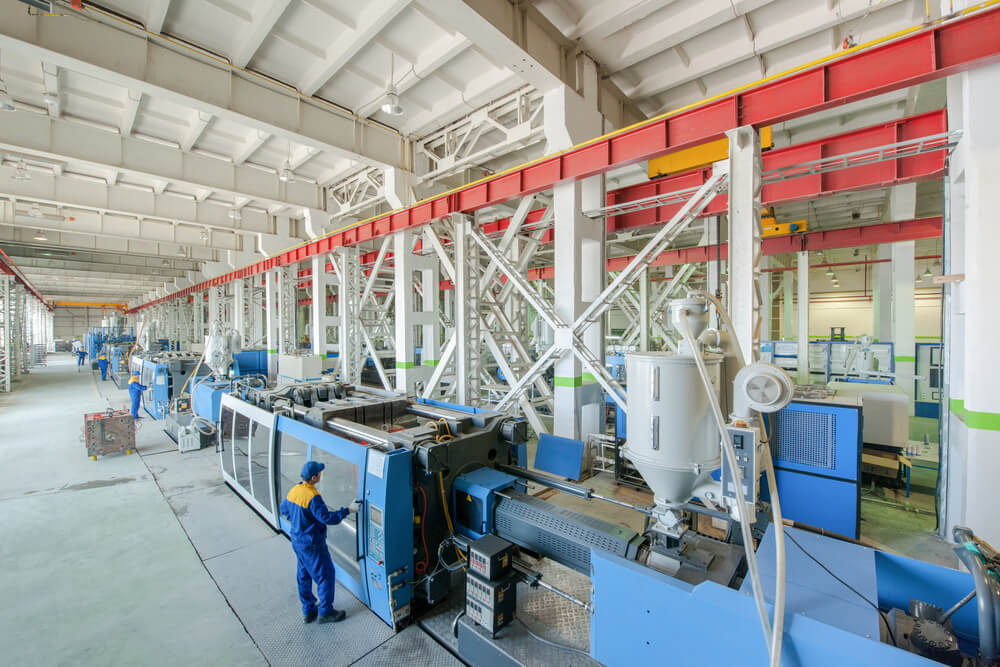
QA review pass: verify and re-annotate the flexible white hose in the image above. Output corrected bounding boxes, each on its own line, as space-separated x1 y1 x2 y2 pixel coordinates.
687 292 787 666
762 441 786 667
676 316 773 656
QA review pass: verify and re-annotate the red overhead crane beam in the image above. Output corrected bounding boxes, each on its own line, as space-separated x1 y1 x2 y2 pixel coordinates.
606 110 947 232
0 248 51 310
524 217 943 281
129 6 1000 312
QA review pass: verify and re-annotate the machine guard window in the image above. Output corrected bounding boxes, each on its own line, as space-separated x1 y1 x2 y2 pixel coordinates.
220 406 235 479
250 421 272 511
310 447 361 581
234 412 251 490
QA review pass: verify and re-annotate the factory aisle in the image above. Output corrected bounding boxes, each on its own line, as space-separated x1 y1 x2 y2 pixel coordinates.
0 355 265 666
1 356 461 666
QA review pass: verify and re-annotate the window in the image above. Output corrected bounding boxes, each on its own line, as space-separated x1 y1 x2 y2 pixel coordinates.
234 413 251 490
276 431 309 503
311 447 361 579
249 421 272 509
220 406 235 478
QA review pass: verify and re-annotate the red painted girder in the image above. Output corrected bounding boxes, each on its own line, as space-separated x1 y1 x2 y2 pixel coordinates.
606 110 946 232
524 217 942 280
0 247 51 309
129 6 1000 312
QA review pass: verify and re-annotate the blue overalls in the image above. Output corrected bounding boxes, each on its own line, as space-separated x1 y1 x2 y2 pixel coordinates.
279 482 349 617
77 349 87 366
97 354 109 380
128 376 147 419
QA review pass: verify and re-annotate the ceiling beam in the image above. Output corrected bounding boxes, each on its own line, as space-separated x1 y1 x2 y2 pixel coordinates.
0 109 320 211
41 62 61 118
10 257 188 280
232 0 292 68
180 111 212 152
145 0 172 34
299 0 412 96
120 89 141 137
420 0 645 128
0 4 405 169
0 164 278 244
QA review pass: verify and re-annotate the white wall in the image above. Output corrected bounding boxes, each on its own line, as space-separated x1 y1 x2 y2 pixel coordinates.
54 307 108 340
778 289 941 341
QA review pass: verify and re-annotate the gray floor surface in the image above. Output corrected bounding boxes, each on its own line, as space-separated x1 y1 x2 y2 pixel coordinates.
0 355 461 666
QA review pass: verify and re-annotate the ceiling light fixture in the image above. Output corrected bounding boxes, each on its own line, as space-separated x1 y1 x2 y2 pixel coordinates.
161 258 170 267
380 53 404 116
923 267 933 279
12 159 31 181
33 229 48 242
228 207 242 221
279 161 294 183
825 267 834 276
176 246 186 256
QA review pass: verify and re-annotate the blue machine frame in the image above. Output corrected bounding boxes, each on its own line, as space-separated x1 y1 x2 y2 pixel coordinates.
590 525 978 666
770 400 863 538
218 393 414 628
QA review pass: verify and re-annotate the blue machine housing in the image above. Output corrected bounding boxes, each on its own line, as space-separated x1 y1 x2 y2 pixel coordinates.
590 525 978 666
84 326 135 360
769 400 863 538
217 393 414 629
452 467 517 540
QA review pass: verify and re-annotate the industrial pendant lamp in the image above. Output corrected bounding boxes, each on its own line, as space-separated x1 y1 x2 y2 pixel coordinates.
922 266 933 279
825 267 834 276
33 229 48 242
279 142 295 183
380 53 404 116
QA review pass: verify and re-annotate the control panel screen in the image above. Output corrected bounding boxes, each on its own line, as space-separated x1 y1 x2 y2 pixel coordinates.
370 505 382 528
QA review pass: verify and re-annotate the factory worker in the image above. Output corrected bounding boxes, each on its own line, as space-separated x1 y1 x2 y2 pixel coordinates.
76 346 87 370
280 461 359 624
97 349 109 381
128 372 147 419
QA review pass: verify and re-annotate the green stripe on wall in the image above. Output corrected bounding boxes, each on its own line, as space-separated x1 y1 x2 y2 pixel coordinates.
950 399 1000 431
895 355 916 362
396 360 416 369
422 359 440 366
267 349 278 353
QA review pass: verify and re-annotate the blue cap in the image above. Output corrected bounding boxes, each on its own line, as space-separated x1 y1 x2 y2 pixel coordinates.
301 460 325 480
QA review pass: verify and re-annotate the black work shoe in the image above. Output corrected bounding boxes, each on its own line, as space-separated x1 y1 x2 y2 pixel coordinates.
303 610 318 624
318 609 346 624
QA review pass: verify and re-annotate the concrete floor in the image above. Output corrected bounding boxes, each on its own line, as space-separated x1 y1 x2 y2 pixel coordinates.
0 355 459 666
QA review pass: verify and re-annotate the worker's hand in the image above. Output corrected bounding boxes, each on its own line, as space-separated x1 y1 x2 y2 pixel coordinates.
348 500 361 514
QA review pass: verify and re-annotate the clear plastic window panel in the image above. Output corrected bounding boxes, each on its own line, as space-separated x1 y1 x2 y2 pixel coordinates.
310 448 361 579
276 432 309 502
234 413 251 489
249 422 271 509
220 407 235 478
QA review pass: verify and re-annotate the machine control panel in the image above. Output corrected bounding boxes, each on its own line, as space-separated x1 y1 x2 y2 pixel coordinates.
722 426 758 507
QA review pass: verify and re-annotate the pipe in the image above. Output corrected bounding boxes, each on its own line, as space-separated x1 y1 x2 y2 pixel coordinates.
940 589 976 624
682 295 786 665
953 527 997 661
676 315 774 661
513 561 591 611
496 464 653 515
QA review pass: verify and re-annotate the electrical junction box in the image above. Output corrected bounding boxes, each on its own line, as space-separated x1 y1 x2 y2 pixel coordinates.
453 467 517 540
465 570 517 636
468 534 513 581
